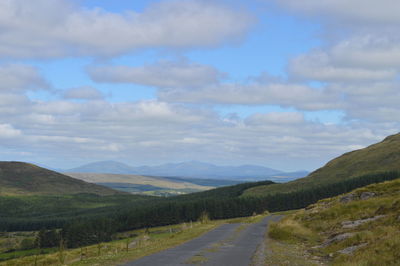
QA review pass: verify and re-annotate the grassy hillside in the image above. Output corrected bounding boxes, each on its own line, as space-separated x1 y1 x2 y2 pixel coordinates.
243 132 400 197
267 178 400 265
0 162 121 196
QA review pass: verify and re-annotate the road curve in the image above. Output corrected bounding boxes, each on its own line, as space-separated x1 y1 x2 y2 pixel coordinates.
124 215 282 266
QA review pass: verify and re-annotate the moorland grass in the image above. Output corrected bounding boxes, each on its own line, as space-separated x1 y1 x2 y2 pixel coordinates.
268 179 400 265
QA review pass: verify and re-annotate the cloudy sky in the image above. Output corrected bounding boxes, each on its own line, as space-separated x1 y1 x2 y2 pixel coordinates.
0 0 399 171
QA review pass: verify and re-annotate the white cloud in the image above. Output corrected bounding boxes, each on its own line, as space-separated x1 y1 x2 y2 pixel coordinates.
0 124 21 138
289 51 398 82
0 87 396 170
330 35 400 68
0 64 48 91
245 112 305 125
275 0 400 24
88 59 225 88
0 0 254 58
63 86 104 100
0 1 399 171
158 79 340 111
268 0 400 124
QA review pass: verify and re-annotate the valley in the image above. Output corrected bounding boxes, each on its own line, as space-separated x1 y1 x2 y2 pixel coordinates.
2 0 399 264
0 133 399 265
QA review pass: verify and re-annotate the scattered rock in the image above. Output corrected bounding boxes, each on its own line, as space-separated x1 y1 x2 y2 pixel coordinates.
338 243 367 255
340 193 357 203
360 192 376 200
128 240 138 248
321 233 355 247
341 215 386 229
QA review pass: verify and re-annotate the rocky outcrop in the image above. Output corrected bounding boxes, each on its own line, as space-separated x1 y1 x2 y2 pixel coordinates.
360 192 376 200
339 191 376 203
341 215 386 229
339 193 357 203
320 233 355 247
338 243 367 255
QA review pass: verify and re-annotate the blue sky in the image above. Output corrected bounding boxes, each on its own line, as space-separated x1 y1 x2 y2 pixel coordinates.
0 0 399 171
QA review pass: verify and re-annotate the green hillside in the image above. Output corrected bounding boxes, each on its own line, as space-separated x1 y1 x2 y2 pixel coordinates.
243 132 400 197
0 162 121 196
268 178 400 265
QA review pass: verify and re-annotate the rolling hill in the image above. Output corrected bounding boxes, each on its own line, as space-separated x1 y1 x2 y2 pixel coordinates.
243 132 400 196
0 161 121 196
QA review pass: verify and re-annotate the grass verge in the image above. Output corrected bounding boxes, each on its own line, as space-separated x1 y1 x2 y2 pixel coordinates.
1 214 267 266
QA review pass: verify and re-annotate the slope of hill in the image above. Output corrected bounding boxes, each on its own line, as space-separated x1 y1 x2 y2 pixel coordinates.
268 178 400 265
243 132 400 196
0 161 120 196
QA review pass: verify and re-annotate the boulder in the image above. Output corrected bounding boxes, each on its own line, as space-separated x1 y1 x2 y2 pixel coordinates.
360 192 376 200
340 193 357 203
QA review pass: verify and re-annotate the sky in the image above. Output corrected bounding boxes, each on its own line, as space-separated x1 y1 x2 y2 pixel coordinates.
0 0 399 171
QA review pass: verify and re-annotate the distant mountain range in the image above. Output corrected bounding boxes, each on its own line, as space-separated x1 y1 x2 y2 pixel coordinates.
65 160 308 182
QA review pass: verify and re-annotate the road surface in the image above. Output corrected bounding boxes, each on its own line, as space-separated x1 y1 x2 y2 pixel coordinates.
124 215 282 266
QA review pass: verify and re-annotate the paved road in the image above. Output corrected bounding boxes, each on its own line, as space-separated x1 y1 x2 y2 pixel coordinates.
124 215 282 266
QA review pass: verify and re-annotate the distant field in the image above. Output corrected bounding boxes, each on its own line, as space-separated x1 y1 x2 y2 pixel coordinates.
65 172 240 196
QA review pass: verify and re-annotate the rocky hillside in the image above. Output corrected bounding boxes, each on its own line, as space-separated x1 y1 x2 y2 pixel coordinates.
268 178 400 265
244 132 400 196
0 161 121 195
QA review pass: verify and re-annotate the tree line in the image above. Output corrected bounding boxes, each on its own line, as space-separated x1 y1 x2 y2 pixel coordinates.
4 171 400 249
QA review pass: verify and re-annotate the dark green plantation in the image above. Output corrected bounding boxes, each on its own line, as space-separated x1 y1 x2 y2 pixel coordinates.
3 171 400 249
0 180 274 232
0 194 157 234
0 180 277 248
